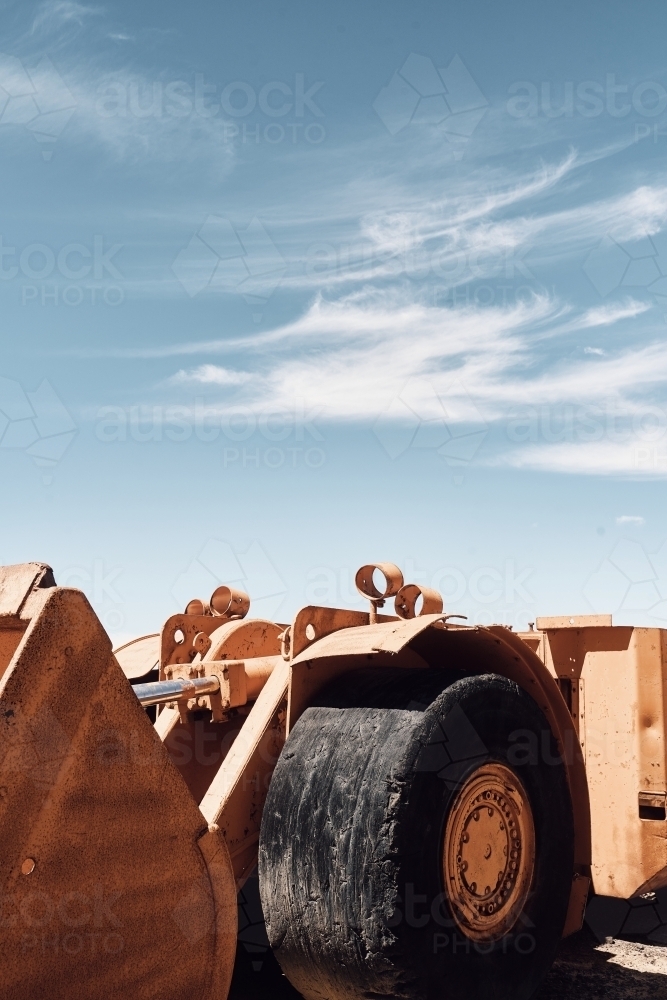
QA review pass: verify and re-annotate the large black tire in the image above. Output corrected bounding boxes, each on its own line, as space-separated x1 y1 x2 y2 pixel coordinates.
258 667 574 1000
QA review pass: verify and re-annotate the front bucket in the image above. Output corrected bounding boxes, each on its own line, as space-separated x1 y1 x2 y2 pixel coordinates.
0 585 237 1000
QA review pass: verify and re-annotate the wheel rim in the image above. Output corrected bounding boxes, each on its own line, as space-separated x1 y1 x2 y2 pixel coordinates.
442 762 535 941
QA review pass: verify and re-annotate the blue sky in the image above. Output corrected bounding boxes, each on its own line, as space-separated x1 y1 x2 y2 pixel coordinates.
2 0 667 641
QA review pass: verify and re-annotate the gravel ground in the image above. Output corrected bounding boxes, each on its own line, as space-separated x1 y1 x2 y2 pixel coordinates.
232 876 667 999
535 930 667 999
229 930 667 1000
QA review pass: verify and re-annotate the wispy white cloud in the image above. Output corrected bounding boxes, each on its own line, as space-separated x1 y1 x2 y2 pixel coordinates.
41 111 667 479
494 441 660 477
168 364 254 387
114 280 646 416
135 281 667 477
616 515 645 525
0 32 236 171
578 300 651 328
69 69 236 170
31 2 102 34
261 173 667 299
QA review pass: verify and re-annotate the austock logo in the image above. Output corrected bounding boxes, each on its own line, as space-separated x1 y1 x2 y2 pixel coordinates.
415 703 488 787
96 72 325 146
0 377 76 483
237 872 271 971
0 54 75 160
306 558 535 631
172 874 217 945
172 538 287 619
95 400 326 471
507 74 667 122
585 890 667 945
58 560 126 634
4 882 124 958
584 538 667 622
373 377 488 483
583 229 667 304
1 703 72 794
172 215 286 312
0 234 125 308
373 53 488 156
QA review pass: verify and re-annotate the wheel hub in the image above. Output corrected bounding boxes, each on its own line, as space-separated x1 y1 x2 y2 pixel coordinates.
443 762 535 941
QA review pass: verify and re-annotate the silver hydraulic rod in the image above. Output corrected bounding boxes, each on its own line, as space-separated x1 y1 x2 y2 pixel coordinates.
133 674 220 708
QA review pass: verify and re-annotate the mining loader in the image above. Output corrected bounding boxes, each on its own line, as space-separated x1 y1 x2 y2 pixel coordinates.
0 560 665 1000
